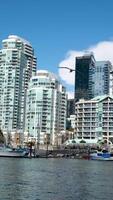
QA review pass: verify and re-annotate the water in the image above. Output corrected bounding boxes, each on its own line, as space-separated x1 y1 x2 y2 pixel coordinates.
0 158 113 200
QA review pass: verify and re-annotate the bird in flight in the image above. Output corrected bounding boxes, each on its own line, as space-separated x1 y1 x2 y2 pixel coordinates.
58 66 75 72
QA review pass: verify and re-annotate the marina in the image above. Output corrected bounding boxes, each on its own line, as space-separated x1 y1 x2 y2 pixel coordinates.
0 145 98 159
0 141 112 160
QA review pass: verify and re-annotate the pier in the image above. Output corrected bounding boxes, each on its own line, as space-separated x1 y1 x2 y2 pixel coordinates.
27 144 96 159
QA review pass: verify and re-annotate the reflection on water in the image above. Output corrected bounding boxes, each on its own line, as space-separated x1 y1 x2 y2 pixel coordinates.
0 158 113 200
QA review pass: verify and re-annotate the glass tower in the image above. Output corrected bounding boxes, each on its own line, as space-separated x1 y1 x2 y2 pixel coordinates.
75 53 95 102
67 99 75 117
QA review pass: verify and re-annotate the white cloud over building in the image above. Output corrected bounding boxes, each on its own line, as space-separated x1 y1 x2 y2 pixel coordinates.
59 40 113 97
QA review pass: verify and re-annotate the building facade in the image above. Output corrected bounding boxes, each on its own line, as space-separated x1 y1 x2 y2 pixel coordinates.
0 35 36 136
67 99 75 117
75 95 113 143
91 61 113 97
66 115 75 130
25 70 67 145
75 54 113 102
75 53 95 102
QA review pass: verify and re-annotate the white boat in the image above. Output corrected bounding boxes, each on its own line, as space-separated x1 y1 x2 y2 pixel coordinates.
90 149 113 161
0 146 28 158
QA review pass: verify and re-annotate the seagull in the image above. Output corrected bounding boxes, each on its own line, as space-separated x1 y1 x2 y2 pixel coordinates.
58 66 75 72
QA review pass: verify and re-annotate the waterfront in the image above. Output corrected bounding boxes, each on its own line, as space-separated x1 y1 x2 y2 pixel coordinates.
0 158 113 200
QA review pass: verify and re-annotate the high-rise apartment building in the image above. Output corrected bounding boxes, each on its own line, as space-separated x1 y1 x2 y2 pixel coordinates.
0 35 36 135
75 53 95 102
25 70 67 145
91 61 113 97
67 99 75 117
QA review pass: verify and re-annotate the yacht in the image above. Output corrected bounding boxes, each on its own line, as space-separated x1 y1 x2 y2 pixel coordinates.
90 149 113 161
0 145 28 158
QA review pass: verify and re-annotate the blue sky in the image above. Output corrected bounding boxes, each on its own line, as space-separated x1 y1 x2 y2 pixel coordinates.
0 0 113 95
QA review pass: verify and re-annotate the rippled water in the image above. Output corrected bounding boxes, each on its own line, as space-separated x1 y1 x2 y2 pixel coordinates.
0 158 113 200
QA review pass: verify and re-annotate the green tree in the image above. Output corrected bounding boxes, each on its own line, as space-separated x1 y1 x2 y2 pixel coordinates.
0 129 5 143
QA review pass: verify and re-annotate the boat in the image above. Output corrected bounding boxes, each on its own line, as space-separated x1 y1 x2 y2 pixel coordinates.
0 145 29 158
90 149 113 161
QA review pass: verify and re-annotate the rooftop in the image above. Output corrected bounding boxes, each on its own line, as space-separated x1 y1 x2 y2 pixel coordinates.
2 35 31 46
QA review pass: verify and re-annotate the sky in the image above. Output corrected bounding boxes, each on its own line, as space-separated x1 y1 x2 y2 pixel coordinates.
1 0 113 97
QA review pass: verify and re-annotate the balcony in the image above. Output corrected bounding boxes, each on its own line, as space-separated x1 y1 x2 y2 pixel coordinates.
82 133 90 137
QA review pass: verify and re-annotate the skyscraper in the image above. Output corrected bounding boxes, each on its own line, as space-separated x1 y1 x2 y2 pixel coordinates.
75 53 95 101
0 35 36 136
67 99 75 117
25 70 67 145
91 61 113 97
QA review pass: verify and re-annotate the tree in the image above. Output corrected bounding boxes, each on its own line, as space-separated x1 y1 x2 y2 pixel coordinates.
0 129 5 144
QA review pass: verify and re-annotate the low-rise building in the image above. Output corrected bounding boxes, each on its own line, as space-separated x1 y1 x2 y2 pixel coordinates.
75 95 113 144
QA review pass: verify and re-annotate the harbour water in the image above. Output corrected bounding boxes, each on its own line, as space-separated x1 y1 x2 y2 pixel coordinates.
0 158 113 200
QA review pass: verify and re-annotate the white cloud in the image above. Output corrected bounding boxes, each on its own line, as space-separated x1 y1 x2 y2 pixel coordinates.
59 50 83 85
59 40 113 86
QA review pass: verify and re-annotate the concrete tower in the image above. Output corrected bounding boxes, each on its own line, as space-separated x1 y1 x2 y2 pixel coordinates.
0 35 37 136
25 70 67 145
